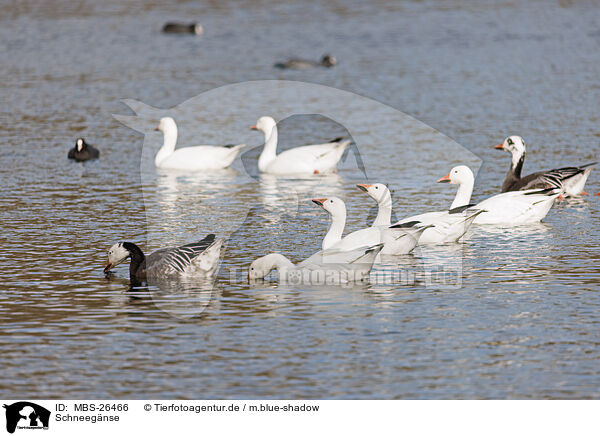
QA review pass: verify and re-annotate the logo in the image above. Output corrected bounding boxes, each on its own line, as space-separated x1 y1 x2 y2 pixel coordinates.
3 402 50 434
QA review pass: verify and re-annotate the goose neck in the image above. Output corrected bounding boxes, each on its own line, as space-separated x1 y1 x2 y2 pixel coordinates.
155 125 178 166
258 124 278 171
322 208 346 250
511 151 525 178
451 179 474 209
261 253 294 276
372 190 392 226
122 242 146 280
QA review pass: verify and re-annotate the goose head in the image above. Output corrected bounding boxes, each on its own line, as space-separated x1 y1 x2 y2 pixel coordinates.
250 116 276 135
248 253 292 280
356 183 389 204
248 255 272 280
155 116 177 134
75 138 87 152
438 165 475 186
312 196 346 217
104 242 131 273
321 54 337 67
495 135 526 156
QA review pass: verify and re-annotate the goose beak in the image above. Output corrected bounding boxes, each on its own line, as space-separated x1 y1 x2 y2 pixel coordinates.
312 198 327 206
437 173 451 183
250 125 257 130
494 143 504 150
356 184 372 192
103 261 113 274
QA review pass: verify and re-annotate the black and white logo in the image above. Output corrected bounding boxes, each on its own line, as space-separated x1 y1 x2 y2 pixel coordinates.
3 402 50 434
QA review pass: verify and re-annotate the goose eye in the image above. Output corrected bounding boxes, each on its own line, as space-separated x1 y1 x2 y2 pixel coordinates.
507 138 513 145
375 186 378 189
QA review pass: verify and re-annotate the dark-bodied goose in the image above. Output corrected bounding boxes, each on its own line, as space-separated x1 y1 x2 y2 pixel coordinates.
162 22 203 35
274 54 336 70
104 234 222 283
495 135 596 196
68 138 100 161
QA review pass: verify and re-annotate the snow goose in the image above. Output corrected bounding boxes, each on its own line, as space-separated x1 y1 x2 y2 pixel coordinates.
356 183 484 244
154 117 246 170
312 197 428 255
495 135 596 196
274 54 337 69
250 116 350 175
249 244 383 284
68 138 99 161
438 165 560 225
104 234 223 283
162 22 203 35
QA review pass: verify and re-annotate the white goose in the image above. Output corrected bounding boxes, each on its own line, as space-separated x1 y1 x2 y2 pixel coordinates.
495 135 596 197
249 244 384 284
438 165 560 225
250 116 350 175
312 197 428 255
356 183 484 244
154 117 246 170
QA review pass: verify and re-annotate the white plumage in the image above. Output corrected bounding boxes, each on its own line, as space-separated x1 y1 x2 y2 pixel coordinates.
249 244 384 284
440 165 560 225
356 183 483 244
312 197 427 255
154 117 245 170
251 116 349 175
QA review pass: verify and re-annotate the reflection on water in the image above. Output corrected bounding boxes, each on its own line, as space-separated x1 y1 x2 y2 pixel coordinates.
145 279 216 320
1 0 599 400
259 173 344 221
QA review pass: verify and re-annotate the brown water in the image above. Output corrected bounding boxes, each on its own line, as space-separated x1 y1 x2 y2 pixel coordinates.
1 0 599 399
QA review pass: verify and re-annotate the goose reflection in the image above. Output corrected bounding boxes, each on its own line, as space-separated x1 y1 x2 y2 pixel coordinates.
148 168 246 243
248 279 373 305
470 222 550 239
145 278 216 319
259 173 344 223
369 253 423 293
106 274 217 319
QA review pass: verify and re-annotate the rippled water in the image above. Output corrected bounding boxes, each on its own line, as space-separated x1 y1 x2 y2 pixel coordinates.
1 0 599 399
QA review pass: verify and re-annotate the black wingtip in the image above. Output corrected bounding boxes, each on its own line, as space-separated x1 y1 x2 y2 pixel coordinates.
201 234 216 243
365 243 385 254
329 136 345 143
524 188 559 196
390 220 421 229
448 204 477 214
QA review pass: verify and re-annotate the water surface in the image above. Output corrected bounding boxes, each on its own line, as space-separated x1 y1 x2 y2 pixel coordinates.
1 0 599 399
